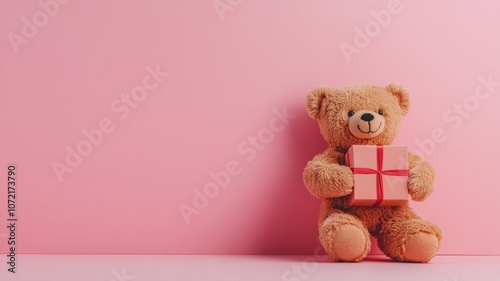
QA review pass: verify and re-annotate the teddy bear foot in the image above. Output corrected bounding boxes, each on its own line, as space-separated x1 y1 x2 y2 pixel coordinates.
401 231 439 263
320 220 371 262
378 217 442 263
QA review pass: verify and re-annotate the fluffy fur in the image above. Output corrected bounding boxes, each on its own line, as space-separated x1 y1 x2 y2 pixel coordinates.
303 84 442 262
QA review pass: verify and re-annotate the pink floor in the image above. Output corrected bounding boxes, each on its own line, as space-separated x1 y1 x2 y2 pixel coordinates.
1 255 499 281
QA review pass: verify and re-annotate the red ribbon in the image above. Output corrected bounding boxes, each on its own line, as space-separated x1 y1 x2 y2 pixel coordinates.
349 145 408 207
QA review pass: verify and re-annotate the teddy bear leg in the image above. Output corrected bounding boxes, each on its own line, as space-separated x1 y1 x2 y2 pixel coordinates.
378 211 442 263
319 209 371 262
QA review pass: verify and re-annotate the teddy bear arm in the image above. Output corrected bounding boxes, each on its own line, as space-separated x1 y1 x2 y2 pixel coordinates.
407 152 435 201
303 153 354 198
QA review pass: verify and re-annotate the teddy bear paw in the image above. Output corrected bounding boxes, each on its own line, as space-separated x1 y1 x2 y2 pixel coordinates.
402 231 439 263
322 224 370 262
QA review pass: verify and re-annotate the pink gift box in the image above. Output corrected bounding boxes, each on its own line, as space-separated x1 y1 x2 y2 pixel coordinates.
345 145 409 207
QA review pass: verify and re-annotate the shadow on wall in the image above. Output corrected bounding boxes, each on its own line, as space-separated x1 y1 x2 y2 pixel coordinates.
250 95 384 255
251 97 329 254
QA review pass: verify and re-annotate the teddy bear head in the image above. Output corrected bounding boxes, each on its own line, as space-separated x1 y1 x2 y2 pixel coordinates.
306 84 410 150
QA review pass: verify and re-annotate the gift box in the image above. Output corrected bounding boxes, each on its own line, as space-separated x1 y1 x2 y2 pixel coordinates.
345 145 409 207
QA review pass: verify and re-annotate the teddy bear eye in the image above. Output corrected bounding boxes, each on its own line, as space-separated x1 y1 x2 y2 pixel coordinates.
378 109 384 115
347 110 355 117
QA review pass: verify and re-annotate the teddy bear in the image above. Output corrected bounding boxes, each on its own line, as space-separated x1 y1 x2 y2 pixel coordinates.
303 84 442 263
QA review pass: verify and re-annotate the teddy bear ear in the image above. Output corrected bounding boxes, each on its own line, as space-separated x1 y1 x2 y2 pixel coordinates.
386 83 410 115
306 86 332 120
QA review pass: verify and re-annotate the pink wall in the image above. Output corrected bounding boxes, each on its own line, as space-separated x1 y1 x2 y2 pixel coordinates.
1 0 499 255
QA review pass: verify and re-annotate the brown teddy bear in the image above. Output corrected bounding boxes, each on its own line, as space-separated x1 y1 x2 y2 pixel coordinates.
303 84 442 262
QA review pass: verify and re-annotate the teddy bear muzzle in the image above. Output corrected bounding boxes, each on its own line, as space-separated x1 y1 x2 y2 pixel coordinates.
348 110 386 139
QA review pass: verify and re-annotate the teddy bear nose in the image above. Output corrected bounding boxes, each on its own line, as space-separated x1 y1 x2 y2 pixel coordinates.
360 113 374 122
